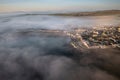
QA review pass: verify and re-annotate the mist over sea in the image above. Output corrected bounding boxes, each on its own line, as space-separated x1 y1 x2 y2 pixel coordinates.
0 12 120 80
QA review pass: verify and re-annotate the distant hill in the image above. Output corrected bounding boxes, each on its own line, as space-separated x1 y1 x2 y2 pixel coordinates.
51 10 120 16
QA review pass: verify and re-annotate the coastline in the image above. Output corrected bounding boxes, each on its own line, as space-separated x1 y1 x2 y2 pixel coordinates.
50 10 120 16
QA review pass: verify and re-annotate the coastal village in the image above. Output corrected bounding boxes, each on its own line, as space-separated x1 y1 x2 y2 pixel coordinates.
68 26 120 49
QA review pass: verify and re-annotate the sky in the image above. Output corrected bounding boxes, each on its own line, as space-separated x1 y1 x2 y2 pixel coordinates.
0 0 120 12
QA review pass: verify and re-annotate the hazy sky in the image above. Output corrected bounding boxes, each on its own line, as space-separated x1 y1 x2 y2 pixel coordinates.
0 0 120 12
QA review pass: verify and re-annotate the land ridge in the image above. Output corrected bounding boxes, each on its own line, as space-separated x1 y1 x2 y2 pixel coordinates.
51 10 120 16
